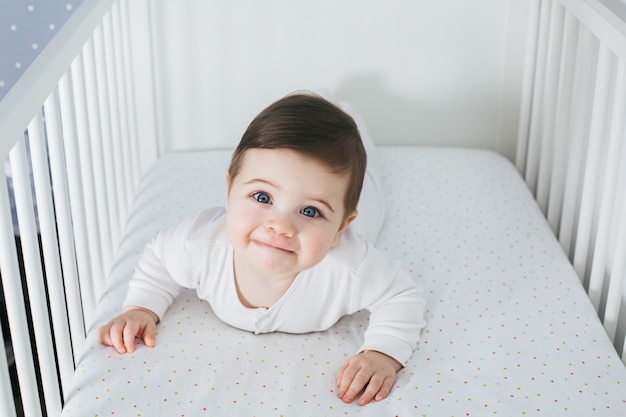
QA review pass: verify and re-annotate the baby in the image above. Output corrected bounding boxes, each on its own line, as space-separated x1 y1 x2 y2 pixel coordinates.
98 92 425 406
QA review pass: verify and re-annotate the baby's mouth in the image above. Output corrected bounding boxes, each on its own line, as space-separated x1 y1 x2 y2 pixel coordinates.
253 239 294 254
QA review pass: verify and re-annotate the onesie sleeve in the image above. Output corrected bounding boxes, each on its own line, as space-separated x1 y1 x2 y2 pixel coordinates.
123 208 225 319
351 245 426 366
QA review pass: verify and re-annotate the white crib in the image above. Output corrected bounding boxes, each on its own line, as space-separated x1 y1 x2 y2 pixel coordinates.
1 0 625 416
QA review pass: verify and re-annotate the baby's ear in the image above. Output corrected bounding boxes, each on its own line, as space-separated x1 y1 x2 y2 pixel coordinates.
343 211 358 229
331 211 357 246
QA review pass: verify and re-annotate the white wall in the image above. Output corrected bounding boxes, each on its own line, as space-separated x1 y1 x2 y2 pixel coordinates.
141 0 532 161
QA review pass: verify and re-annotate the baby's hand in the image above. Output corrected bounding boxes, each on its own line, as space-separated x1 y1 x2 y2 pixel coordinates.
97 306 159 354
336 350 402 405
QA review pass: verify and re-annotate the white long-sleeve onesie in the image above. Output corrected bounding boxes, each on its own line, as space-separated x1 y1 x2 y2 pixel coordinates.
124 207 425 365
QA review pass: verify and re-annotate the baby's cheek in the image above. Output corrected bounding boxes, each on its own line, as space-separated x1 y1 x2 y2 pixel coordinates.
300 238 334 269
225 215 248 249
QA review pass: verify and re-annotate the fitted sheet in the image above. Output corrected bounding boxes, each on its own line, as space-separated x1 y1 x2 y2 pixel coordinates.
62 147 626 416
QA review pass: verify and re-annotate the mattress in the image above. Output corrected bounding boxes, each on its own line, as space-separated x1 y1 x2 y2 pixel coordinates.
61 147 626 416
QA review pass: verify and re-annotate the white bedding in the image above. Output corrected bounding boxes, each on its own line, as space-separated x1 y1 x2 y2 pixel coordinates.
62 147 626 416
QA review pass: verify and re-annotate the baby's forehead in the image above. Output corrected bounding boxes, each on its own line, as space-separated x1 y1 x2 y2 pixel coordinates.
240 147 340 173
238 147 351 191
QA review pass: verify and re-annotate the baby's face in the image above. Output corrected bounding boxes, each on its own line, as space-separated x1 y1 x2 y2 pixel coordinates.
225 148 355 280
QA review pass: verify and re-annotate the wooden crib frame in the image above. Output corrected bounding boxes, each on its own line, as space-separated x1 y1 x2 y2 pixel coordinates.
0 0 625 415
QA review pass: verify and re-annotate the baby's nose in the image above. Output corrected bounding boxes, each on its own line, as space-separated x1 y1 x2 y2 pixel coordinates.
265 214 296 237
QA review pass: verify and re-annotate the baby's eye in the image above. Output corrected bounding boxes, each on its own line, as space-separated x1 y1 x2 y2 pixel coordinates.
252 192 272 204
300 206 321 218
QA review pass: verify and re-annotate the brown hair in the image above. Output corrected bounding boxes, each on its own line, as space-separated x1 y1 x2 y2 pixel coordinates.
228 92 366 219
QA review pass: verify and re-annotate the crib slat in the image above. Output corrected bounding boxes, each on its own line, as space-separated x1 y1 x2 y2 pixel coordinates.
545 11 578 234
573 43 613 285
45 84 89 360
603 174 626 343
600 61 626 345
93 23 122 258
30 99 76 396
587 59 626 314
557 24 597 259
9 137 62 416
0 181 36 417
0 323 17 417
516 0 542 175
536 0 565 214
83 36 115 293
0 188 33 416
70 52 102 323
25 112 71 410
118 0 141 189
525 0 553 195
102 11 129 225
111 1 135 209
560 0 626 60
610 139 626 358
58 70 89 356
603 190 626 345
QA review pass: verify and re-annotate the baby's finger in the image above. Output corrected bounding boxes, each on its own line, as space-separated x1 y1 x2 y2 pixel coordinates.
358 374 392 405
122 322 140 353
337 363 359 400
341 368 372 403
336 362 348 387
96 324 109 345
142 321 157 348
374 376 395 402
107 320 128 353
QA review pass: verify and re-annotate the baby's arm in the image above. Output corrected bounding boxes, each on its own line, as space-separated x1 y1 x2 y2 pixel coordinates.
97 235 178 354
97 215 205 353
96 237 183 354
336 350 402 405
97 209 227 354
337 247 426 405
97 306 159 354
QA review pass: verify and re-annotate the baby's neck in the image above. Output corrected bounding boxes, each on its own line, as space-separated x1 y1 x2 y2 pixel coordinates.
233 255 297 309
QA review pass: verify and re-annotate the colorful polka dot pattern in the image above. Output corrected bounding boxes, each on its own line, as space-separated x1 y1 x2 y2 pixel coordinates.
62 147 626 416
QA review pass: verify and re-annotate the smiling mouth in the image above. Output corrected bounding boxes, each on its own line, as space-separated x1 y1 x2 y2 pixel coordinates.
253 240 294 254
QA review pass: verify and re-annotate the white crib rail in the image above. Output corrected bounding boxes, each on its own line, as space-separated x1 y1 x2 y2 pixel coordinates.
0 0 142 415
518 0 626 362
